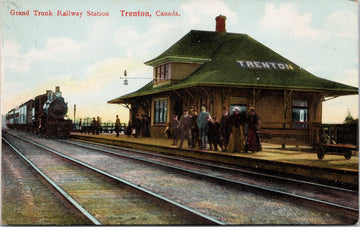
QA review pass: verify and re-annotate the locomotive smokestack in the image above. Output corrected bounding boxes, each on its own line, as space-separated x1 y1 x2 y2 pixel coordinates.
215 15 226 33
55 86 60 92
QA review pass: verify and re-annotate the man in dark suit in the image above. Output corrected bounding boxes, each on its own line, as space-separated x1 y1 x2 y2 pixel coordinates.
178 110 193 149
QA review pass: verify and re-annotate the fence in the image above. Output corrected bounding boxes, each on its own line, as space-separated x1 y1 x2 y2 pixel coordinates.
73 121 127 134
261 120 358 147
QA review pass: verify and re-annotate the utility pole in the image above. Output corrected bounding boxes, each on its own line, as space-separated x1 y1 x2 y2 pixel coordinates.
74 104 76 125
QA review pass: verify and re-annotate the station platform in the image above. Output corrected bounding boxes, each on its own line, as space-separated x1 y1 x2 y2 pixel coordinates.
70 132 359 186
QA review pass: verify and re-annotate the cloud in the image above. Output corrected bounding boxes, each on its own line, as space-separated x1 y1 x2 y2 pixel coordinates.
3 0 238 73
259 3 322 40
326 9 357 39
180 0 237 27
3 38 86 71
111 0 238 60
2 41 32 71
113 23 167 59
29 37 86 61
2 17 122 73
258 3 357 42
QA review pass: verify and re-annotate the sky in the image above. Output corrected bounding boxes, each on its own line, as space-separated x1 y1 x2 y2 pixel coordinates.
0 0 358 124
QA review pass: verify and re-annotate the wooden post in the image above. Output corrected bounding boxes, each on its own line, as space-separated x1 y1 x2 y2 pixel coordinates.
282 90 293 149
211 88 215 116
282 90 287 149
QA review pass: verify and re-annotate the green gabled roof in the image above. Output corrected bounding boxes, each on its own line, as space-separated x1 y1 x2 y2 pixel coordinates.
145 30 227 66
109 30 358 104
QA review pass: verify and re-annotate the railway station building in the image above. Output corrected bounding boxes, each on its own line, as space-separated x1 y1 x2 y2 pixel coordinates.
108 16 358 146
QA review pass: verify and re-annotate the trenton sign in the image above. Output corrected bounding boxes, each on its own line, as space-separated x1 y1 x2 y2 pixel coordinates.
237 60 295 70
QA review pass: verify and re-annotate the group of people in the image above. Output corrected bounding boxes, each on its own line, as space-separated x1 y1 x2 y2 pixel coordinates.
90 116 102 135
171 105 262 153
80 105 261 154
79 115 119 136
124 114 150 138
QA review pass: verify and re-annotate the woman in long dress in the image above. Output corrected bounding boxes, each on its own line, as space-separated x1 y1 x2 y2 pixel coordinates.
245 107 262 152
229 107 245 152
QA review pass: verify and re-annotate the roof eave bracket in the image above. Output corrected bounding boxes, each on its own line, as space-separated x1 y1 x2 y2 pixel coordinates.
323 95 340 102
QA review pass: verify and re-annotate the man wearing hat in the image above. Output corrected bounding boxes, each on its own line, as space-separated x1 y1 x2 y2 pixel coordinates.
178 110 193 149
245 106 262 152
197 104 211 150
91 117 97 134
171 115 180 145
115 115 121 137
190 109 199 149
220 107 231 151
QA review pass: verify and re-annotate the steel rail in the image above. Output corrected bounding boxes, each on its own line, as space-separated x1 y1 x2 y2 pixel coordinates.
6 132 226 225
2 137 102 225
62 139 358 218
66 139 357 193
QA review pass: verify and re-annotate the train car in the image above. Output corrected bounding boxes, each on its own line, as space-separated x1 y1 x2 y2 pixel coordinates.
6 86 72 137
6 99 34 131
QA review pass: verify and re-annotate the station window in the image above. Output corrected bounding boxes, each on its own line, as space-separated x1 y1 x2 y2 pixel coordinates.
292 99 308 128
155 64 170 81
154 99 168 124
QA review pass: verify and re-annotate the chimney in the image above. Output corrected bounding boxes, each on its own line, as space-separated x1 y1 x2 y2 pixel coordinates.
55 86 60 92
215 15 226 32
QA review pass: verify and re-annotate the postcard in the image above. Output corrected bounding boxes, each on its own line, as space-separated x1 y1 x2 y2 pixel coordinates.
1 0 358 225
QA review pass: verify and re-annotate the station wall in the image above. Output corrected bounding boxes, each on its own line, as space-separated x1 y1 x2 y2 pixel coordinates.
143 87 323 140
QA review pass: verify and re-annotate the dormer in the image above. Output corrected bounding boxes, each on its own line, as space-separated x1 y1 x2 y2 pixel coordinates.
144 15 229 87
150 61 205 87
153 63 171 86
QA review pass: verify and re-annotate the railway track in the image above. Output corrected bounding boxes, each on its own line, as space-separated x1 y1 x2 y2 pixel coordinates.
2 137 102 225
3 130 358 224
2 133 225 225
62 139 358 213
68 139 358 192
1 141 93 225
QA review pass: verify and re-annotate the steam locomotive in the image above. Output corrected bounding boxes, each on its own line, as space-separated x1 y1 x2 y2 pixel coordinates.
6 86 72 137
